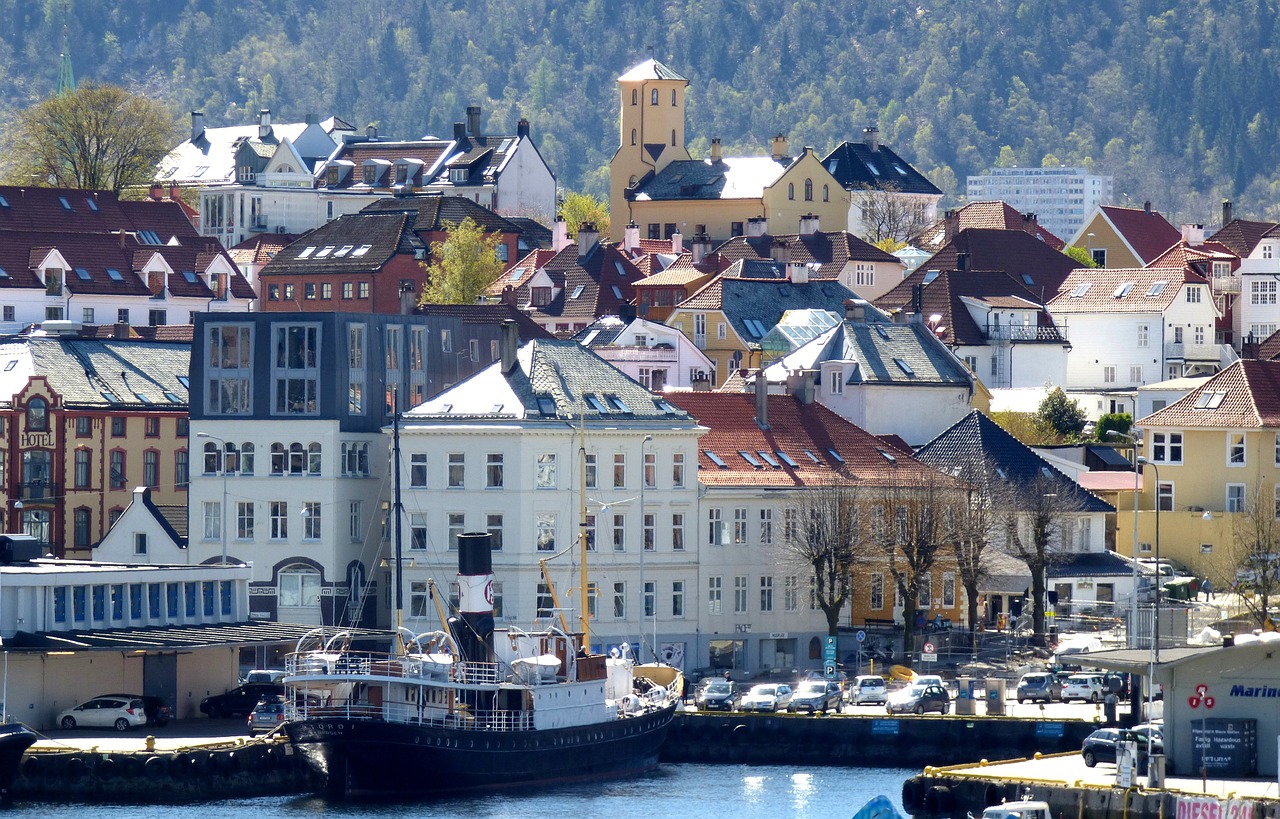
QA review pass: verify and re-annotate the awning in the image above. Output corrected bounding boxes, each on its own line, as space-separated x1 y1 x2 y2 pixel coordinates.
5 622 390 653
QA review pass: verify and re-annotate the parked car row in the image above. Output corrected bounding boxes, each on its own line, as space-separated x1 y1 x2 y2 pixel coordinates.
53 671 288 733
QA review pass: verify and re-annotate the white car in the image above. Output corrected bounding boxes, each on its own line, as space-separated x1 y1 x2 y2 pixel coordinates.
1061 674 1105 703
739 683 793 712
58 696 148 731
849 675 888 705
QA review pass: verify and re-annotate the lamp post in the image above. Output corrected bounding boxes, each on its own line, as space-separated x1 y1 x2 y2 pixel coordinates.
1107 430 1142 649
196 433 229 565
639 435 653 662
1136 455 1160 721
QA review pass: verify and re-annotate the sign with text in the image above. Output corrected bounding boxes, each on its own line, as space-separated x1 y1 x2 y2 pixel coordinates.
1176 796 1254 819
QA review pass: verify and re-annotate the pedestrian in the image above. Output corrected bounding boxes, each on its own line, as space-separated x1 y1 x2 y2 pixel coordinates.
1202 577 1213 602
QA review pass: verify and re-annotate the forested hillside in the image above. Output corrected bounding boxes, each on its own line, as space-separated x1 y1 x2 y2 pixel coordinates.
2 0 1278 225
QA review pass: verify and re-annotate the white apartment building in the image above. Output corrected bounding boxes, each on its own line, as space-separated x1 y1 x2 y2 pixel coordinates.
966 167 1113 243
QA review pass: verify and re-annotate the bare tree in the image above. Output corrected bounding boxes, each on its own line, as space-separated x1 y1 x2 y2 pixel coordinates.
950 460 999 651
1001 471 1090 642
1224 483 1280 628
852 182 931 244
778 478 866 637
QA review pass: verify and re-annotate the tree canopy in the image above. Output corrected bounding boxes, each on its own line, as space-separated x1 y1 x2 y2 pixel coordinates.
1035 388 1088 441
419 217 506 306
559 191 610 237
1 83 176 193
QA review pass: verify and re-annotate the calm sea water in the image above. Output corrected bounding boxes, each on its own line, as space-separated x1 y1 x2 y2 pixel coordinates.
2 764 913 819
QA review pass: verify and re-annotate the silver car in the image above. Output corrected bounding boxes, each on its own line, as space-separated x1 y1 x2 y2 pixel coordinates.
849 675 888 705
58 696 148 731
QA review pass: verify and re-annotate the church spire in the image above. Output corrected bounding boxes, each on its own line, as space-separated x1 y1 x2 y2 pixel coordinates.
55 7 74 96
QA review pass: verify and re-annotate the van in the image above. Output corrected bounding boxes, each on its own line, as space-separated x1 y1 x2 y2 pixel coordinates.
244 669 286 684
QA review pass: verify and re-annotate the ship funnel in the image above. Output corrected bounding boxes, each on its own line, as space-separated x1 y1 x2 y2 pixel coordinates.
454 532 496 662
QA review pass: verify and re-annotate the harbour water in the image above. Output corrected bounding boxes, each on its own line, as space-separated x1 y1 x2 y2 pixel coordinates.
1 763 913 819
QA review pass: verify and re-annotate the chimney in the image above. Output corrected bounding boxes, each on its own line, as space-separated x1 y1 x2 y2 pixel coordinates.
577 222 600 256
671 231 683 254
190 111 206 142
710 138 722 162
466 105 482 137
304 112 316 125
691 233 713 264
863 125 880 152
552 219 569 252
799 213 820 236
770 134 788 161
844 298 867 322
692 372 712 391
113 321 130 339
770 238 789 264
1143 200 1152 214
500 320 519 374
366 122 378 140
747 217 768 238
453 122 466 141
789 263 808 284
517 118 530 138
1181 224 1205 245
787 369 817 404
258 108 272 140
117 228 128 248
943 209 959 242
624 222 640 253
149 183 163 201
1222 200 1234 226
956 252 969 271
754 369 770 430
1021 212 1039 235
399 281 416 315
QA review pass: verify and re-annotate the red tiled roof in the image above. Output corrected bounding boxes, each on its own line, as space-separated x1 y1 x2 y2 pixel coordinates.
907 228 1077 298
1047 265 1206 314
875 268 1047 346
228 233 301 266
1146 241 1235 270
664 391 959 487
1100 205 1183 265
1141 359 1280 428
912 202 1064 252
1206 219 1278 258
489 242 645 333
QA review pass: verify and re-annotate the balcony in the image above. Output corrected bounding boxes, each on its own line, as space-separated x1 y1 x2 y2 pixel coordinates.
1165 342 1222 361
20 481 60 502
1212 275 1241 294
605 346 679 362
986 324 1069 343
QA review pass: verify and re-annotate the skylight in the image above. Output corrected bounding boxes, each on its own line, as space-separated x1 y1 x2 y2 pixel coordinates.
0 195 9 208
352 245 372 257
1021 274 1035 285
315 246 336 258
133 392 149 403
182 270 197 283
74 267 91 280
334 245 354 258
653 399 676 414
923 269 941 284
536 395 557 415
1194 390 1227 409
3 361 15 371
1071 282 1092 298
878 448 897 464
1146 281 1167 296
177 375 190 388
1113 282 1135 298
776 451 798 467
571 284 585 299
101 391 120 403
757 451 780 468
738 451 762 468
802 449 821 463
614 261 627 276
605 395 630 413
0 267 8 279
704 450 728 468
611 285 623 299
86 198 99 212
137 230 162 245
491 404 504 413
106 268 123 281
875 324 891 341
827 449 845 463
59 197 72 211
297 246 316 259
163 391 181 403
584 394 607 412
894 358 916 376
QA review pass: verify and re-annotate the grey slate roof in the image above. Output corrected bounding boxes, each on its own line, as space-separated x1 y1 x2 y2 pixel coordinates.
1047 551 1136 578
0 338 189 409
407 338 694 424
764 318 974 388
914 410 1113 513
632 157 786 201
259 212 414 276
823 141 942 196
720 278 859 347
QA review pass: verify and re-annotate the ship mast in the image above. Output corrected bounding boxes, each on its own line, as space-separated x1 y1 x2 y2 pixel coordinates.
392 388 404 648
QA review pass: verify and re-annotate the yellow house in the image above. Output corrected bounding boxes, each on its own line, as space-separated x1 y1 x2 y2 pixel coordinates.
1068 204 1183 268
609 58 847 243
1128 358 1280 585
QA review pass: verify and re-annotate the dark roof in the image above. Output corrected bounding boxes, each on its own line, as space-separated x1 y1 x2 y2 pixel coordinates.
1100 205 1183 265
766 317 974 387
0 187 197 238
570 316 629 346
1047 551 1136 578
321 138 452 190
911 202 1064 253
681 277 859 345
413 302 555 342
875 268 1051 346
260 212 412 276
361 195 520 235
1206 219 1278 258
713 230 900 275
491 242 644 334
632 156 786 202
903 228 1079 300
0 337 190 409
914 410 1113 513
507 217 554 251
822 141 942 196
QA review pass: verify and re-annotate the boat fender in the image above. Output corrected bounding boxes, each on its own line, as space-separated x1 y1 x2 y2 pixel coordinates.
173 752 193 777
21 755 41 778
901 778 925 812
224 751 240 772
924 785 954 815
98 757 118 779
984 783 1004 806
144 756 167 779
64 755 87 780
118 755 142 778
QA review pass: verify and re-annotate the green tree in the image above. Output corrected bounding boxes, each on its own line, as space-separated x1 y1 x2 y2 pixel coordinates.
1094 413 1132 442
419 217 506 306
1 83 177 193
559 191 610 237
1062 245 1099 267
1035 388 1087 440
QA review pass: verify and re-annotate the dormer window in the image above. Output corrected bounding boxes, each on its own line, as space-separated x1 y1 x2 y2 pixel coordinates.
148 270 164 298
531 286 552 307
44 267 62 296
237 165 255 183
211 273 226 300
395 165 409 185
327 167 340 186
449 168 468 184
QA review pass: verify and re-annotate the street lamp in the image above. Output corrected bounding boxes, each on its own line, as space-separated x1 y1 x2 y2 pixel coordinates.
1136 455 1161 721
639 434 653 662
1106 430 1142 649
196 433 229 565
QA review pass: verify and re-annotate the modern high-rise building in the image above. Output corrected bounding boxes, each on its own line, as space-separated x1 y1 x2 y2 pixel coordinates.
965 167 1112 243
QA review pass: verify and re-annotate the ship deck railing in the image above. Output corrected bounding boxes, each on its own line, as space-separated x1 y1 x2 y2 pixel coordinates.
287 651 504 685
286 699 536 732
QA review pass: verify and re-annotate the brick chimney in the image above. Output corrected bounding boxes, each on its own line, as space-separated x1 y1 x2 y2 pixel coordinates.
466 105 482 137
863 125 880 152
770 134 788 161
258 109 272 140
1144 200 1152 214
943 209 959 242
366 122 378 140
710 138 722 162
1021 212 1039 235
399 281 416 315
624 222 640 253
517 118 530 138
190 111 206 142
1223 200 1234 226
453 122 466 141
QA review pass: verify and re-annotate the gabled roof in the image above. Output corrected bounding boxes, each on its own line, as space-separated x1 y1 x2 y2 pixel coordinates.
259 212 412 277
489 242 645 333
156 120 325 187
228 233 300 267
763 317 974 388
664 391 956 488
1205 219 1278 258
618 58 688 83
903 228 1079 299
822 140 942 196
1096 205 1183 265
1146 241 1235 270
875 268 1051 346
914 410 1113 513
570 316 628 347
0 337 189 409
115 487 188 550
321 138 453 190
0 187 197 238
361 195 520 235
677 277 858 345
712 229 900 277
1047 264 1207 314
413 302 553 342
632 156 786 201
910 202 1064 252
406 338 693 424
1140 359 1280 429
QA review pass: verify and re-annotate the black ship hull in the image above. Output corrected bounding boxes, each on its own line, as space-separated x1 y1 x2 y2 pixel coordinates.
285 702 676 796
0 723 35 792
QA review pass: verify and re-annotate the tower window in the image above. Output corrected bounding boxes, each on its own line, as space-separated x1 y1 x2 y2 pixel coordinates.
651 89 658 105
671 129 676 147
632 89 638 105
671 89 677 105
631 129 637 146
788 183 795 201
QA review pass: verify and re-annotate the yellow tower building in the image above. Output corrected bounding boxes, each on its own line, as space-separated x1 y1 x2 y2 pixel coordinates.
609 59 691 242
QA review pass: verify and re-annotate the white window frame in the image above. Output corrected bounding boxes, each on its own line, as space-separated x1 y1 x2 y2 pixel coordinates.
1228 432 1246 466
1227 483 1246 513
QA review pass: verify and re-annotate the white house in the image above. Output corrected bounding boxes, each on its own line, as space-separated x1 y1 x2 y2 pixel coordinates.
399 336 705 663
572 316 716 391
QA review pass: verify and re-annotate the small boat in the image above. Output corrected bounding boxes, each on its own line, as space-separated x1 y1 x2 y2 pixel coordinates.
975 798 1053 819
851 794 905 819
0 723 36 794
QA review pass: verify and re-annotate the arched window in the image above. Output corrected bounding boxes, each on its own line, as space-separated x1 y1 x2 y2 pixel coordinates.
270 442 285 475
278 564 323 624
631 128 637 146
223 442 239 474
671 129 676 147
308 442 322 476
823 184 829 202
240 443 255 476
26 397 47 431
808 636 822 660
203 442 220 474
650 88 658 105
804 178 813 201
631 89 638 105
629 175 638 188
788 183 795 201
671 89 677 106
289 442 305 475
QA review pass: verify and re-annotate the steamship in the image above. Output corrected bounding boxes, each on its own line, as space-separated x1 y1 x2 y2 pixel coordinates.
281 529 681 796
